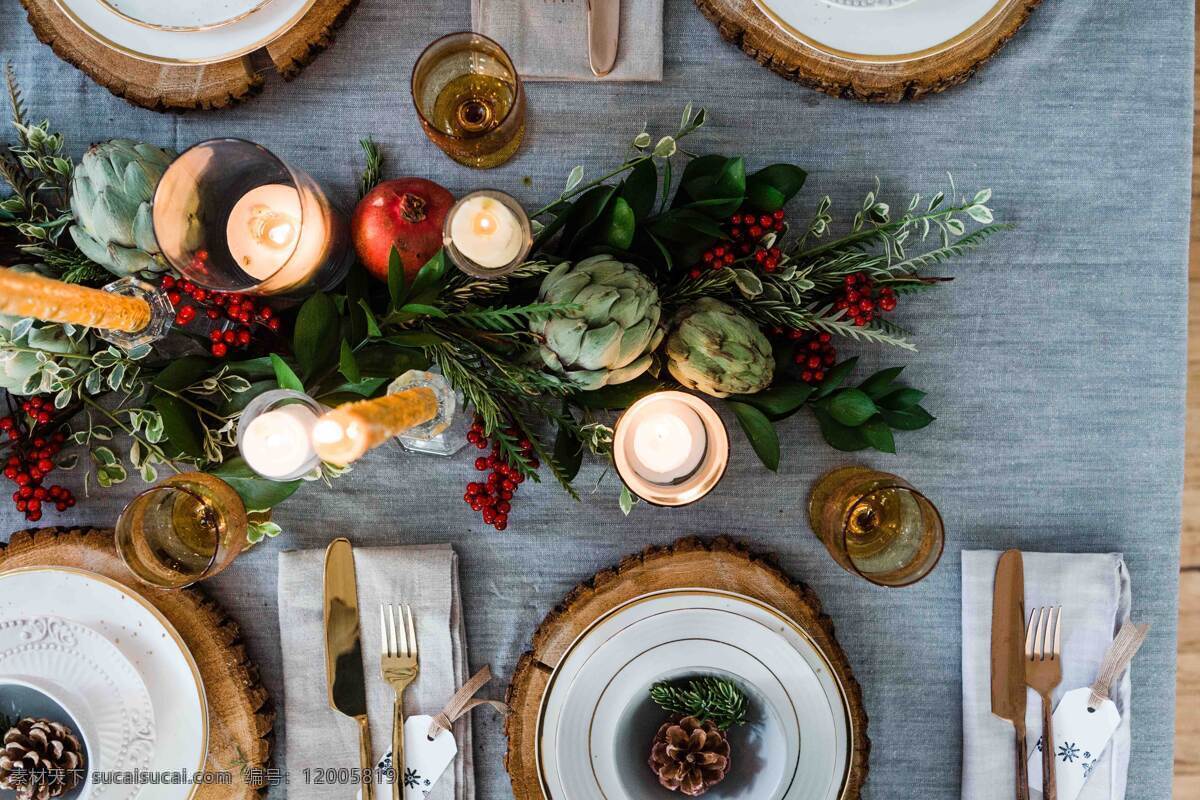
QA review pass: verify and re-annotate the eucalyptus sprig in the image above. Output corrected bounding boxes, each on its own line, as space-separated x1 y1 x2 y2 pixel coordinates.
650 677 748 731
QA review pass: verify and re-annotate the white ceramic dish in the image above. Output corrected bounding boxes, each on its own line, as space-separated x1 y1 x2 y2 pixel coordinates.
53 0 316 64
0 568 208 800
0 617 155 800
537 589 852 800
751 0 1011 60
99 0 274 32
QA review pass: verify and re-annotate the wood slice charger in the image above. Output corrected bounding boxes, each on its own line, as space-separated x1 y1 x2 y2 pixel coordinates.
17 0 357 112
0 527 273 798
693 0 1043 102
504 536 870 799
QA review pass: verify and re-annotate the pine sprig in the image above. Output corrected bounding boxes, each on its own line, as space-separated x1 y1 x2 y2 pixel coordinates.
358 137 384 199
650 677 748 731
734 298 917 351
448 302 579 333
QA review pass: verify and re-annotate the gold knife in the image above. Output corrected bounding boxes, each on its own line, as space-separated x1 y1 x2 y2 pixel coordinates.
587 0 620 77
324 538 375 800
991 549 1029 800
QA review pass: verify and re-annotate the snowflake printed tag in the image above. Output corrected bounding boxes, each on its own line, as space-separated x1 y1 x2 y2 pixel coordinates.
358 715 458 800
1027 687 1121 800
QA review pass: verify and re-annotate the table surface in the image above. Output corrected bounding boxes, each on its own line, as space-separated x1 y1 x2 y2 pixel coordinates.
1 1 1193 798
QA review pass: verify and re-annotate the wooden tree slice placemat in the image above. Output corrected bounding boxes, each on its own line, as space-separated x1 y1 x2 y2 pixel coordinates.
504 535 870 799
0 527 273 798
17 0 357 112
693 0 1043 102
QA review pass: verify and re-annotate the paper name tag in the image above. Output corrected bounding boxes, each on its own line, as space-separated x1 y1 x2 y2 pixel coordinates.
1028 687 1121 800
358 715 457 800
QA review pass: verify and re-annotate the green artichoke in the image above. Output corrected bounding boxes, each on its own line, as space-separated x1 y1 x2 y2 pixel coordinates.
0 266 89 395
531 255 665 390
666 298 774 397
69 139 176 278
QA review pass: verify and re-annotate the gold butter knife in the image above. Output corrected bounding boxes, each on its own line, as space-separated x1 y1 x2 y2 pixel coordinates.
991 549 1029 800
587 0 620 77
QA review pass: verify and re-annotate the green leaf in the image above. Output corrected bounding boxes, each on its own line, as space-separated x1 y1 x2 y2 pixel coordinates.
354 344 429 378
727 401 780 472
648 209 728 243
408 249 447 299
553 418 583 483
619 484 639 515
672 154 727 208
812 409 869 452
729 382 813 419
224 356 276 381
745 184 785 213
382 332 446 348
220 379 277 415
293 292 340 379
356 298 383 337
398 303 447 318
858 366 905 399
880 387 926 410
572 374 665 410
622 160 658 220
149 394 204 459
270 354 304 392
151 355 213 392
880 405 936 431
338 340 361 384
597 197 636 250
813 357 859 399
560 185 617 253
212 457 301 509
860 416 896 453
387 247 406 309
825 388 878 427
745 164 807 212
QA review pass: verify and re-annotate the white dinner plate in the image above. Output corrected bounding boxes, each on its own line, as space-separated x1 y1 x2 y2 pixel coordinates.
98 0 275 32
0 617 155 800
537 589 853 800
0 568 209 800
751 0 1013 61
53 0 316 64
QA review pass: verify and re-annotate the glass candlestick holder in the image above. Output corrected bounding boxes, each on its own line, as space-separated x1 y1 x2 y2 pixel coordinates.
443 190 532 278
98 276 173 350
236 389 326 480
151 138 353 297
390 369 469 456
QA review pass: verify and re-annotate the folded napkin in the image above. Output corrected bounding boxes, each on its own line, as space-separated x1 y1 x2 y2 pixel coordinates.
961 550 1132 800
278 544 473 800
472 0 663 81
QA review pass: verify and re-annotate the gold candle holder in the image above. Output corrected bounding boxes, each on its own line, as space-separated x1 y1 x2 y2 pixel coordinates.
311 370 459 464
0 267 172 350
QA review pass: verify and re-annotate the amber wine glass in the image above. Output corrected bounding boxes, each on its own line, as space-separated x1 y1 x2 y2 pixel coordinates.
807 466 945 587
411 32 525 169
115 472 248 590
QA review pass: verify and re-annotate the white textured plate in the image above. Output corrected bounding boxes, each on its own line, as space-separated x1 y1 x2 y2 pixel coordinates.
751 0 1011 60
98 0 274 32
537 590 852 800
0 568 208 800
0 617 155 800
53 0 316 64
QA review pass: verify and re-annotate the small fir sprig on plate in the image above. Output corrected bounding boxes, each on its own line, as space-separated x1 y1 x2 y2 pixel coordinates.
650 676 748 731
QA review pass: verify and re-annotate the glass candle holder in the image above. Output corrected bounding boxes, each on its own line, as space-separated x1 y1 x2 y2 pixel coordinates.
412 32 526 169
151 138 353 297
443 190 532 277
115 472 248 590
236 389 326 480
612 391 729 507
807 465 945 587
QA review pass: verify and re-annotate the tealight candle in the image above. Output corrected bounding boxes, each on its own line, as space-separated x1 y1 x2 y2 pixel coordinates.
225 183 330 288
613 391 730 507
236 390 325 480
443 190 531 277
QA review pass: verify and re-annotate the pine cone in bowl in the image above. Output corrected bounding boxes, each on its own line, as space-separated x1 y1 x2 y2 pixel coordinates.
0 717 86 800
648 715 731 796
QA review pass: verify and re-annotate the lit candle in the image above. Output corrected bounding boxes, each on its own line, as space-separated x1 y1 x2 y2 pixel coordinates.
628 400 707 484
225 184 328 289
444 191 531 275
240 404 319 479
0 267 151 333
312 388 440 465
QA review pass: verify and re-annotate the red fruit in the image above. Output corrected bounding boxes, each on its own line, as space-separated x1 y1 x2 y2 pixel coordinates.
352 178 455 282
211 343 228 357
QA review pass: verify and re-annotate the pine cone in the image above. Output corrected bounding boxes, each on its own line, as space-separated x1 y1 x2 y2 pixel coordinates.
0 718 86 800
648 715 731 797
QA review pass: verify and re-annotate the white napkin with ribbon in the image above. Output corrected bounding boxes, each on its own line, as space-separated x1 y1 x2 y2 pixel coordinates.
961 550 1133 800
278 544 473 800
472 0 663 81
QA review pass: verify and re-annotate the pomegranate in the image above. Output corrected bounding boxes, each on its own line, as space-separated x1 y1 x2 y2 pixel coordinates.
352 178 455 281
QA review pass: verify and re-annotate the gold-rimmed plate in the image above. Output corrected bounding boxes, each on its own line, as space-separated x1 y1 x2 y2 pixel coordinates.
98 0 275 32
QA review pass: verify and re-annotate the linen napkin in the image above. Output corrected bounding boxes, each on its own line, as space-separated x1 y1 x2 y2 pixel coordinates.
471 0 663 81
961 550 1133 800
278 544 474 800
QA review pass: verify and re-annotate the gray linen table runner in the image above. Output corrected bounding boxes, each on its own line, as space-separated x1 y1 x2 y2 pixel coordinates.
278 544 473 800
961 550 1133 800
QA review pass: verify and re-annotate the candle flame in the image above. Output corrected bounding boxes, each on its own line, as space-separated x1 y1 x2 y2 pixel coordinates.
249 204 299 251
473 211 497 237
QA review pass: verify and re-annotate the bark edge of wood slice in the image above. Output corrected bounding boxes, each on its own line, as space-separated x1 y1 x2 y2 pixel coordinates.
0 527 274 799
503 535 870 800
17 0 357 112
693 0 1043 102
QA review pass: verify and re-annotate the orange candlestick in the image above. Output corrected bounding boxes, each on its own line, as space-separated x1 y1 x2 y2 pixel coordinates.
311 388 440 464
0 267 151 333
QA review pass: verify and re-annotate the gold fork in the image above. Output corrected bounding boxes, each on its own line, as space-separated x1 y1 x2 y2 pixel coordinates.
380 604 419 800
1025 606 1063 800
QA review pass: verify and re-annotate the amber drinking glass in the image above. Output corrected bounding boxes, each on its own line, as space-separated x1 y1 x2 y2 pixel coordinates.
115 472 248 589
411 32 525 169
807 466 944 587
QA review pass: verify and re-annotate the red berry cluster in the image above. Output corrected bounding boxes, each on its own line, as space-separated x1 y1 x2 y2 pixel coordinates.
688 209 787 279
0 397 75 522
463 417 538 531
772 329 836 384
160 273 281 358
833 273 898 327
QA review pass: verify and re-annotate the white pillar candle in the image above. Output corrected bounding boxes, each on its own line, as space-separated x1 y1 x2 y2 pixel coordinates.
447 194 523 269
239 404 319 479
626 399 708 484
226 184 327 286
